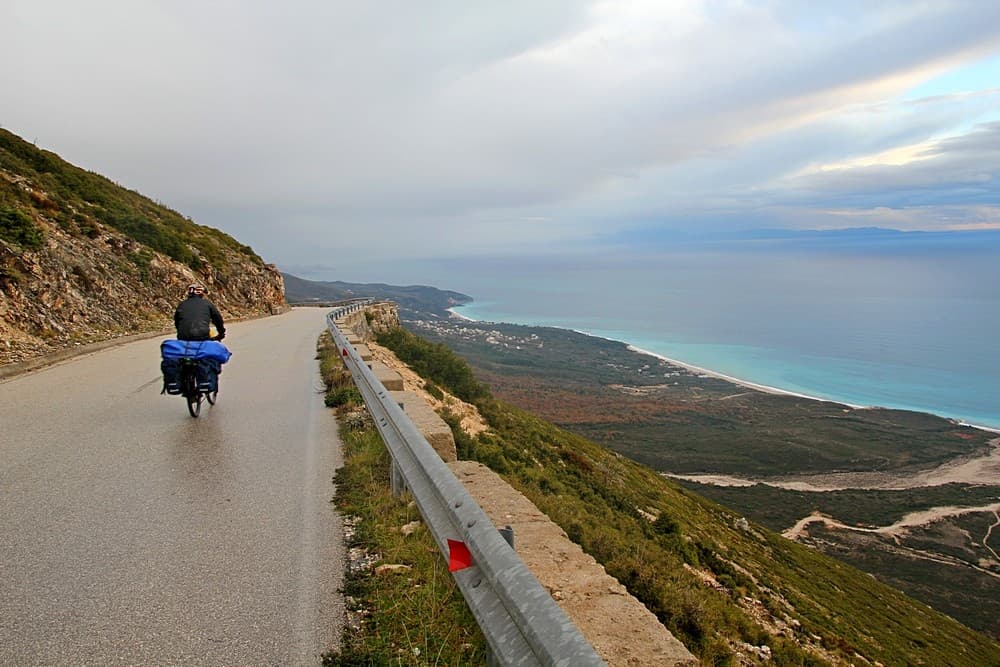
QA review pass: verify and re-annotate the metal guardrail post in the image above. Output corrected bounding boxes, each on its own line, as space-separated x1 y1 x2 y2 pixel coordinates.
390 459 405 496
326 304 605 667
499 525 515 549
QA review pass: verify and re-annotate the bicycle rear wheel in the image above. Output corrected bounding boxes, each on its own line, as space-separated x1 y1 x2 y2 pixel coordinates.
187 392 202 417
181 364 202 418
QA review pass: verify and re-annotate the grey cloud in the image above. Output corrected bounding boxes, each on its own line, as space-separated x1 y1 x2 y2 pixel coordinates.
2 0 1000 269
784 122 1000 208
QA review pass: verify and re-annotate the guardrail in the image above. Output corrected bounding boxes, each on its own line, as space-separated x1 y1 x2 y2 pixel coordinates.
326 302 605 667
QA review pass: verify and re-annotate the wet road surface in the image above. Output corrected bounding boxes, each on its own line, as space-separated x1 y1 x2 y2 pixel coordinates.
0 308 344 665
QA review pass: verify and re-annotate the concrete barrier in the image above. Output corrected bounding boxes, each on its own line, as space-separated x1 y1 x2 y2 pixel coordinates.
369 360 404 391
390 391 457 462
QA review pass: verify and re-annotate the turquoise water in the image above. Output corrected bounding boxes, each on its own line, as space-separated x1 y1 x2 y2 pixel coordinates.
423 245 1000 430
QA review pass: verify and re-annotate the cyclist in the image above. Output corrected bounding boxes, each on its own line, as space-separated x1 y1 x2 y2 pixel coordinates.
174 283 226 342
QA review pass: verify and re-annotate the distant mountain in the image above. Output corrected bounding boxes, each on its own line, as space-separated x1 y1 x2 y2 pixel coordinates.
282 273 471 319
617 225 1000 251
0 128 285 366
737 226 1000 247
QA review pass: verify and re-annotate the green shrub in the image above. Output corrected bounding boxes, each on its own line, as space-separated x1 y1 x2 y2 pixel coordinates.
104 212 196 267
315 333 365 409
0 265 26 285
77 216 101 238
325 386 363 408
0 208 44 249
376 327 490 404
654 512 681 536
440 410 477 459
127 249 154 283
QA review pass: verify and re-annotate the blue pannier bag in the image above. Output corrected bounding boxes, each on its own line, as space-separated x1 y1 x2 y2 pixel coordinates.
161 340 230 394
161 339 232 363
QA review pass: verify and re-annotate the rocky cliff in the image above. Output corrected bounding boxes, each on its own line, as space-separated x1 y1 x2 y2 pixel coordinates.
339 302 401 339
0 129 286 366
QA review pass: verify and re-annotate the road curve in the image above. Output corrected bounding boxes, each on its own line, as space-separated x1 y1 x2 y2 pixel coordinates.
0 308 344 665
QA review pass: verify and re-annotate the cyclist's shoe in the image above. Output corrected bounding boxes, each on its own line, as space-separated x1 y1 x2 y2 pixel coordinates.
197 382 213 392
164 382 182 395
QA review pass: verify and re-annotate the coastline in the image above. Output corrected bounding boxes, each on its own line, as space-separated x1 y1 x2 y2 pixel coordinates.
624 343 841 404
447 308 476 323
447 306 1000 435
628 344 1000 435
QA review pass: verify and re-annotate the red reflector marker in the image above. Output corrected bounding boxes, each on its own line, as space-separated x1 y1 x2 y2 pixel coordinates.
448 539 473 572
342 348 348 356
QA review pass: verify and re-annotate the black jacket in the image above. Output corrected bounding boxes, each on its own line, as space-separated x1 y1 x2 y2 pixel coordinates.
174 295 226 341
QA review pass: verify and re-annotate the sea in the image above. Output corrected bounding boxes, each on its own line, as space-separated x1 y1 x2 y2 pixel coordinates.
344 234 1000 431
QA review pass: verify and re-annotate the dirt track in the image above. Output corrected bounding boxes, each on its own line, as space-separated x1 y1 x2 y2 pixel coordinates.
672 437 1000 492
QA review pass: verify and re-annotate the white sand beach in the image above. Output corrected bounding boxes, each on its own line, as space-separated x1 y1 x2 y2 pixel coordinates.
626 344 840 404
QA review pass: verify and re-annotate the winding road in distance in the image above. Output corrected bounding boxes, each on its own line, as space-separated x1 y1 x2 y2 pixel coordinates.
0 307 345 665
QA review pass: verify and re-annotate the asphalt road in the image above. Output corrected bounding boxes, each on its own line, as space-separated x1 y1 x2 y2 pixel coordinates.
0 308 345 666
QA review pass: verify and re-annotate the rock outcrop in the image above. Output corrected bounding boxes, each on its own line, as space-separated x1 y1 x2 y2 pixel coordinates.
0 221 285 365
335 302 400 342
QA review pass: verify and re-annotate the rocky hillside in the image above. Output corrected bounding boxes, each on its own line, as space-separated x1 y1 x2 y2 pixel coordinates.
0 129 286 365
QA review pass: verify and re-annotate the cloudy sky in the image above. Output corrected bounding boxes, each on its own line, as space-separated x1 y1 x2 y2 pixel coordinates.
3 1 999 280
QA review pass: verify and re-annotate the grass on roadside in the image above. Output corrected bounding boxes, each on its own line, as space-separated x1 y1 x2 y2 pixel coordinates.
317 335 487 666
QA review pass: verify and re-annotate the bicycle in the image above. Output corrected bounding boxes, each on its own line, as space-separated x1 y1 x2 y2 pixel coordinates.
178 357 218 418
161 335 228 417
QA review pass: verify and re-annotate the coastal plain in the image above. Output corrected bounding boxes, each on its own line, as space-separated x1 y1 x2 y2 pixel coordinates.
410 315 1000 639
